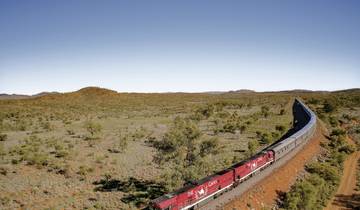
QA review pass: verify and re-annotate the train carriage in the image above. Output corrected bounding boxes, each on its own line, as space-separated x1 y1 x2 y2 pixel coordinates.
232 151 274 182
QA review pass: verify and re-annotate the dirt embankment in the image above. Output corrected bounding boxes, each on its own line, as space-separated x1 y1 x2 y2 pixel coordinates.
325 134 360 210
223 123 325 210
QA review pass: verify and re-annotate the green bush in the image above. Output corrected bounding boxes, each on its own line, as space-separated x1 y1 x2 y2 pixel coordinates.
305 162 340 185
257 132 272 145
330 128 346 137
283 179 318 210
338 144 355 154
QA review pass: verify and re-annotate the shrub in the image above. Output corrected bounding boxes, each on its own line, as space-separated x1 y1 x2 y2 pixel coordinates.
239 125 247 134
16 120 27 131
280 108 286 115
191 104 215 120
199 138 219 157
338 144 355 154
308 98 319 105
84 121 102 138
276 125 286 133
248 140 259 156
118 135 128 152
0 134 7 141
48 161 70 177
222 121 237 134
41 121 54 131
131 127 148 141
328 116 339 127
77 165 94 176
323 100 337 113
155 117 201 161
25 152 49 168
329 151 346 168
0 143 5 157
305 162 340 185
55 149 69 158
66 129 75 135
258 132 272 145
330 128 346 137
261 105 270 118
110 134 128 153
0 167 8 176
283 179 318 210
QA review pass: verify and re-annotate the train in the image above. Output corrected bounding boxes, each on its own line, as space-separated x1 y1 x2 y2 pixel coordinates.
150 99 317 210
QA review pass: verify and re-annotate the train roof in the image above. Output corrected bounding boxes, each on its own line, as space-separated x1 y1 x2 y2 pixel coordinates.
152 183 195 204
230 151 267 169
152 168 233 204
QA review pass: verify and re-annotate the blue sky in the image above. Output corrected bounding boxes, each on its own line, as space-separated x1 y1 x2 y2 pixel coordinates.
0 0 359 94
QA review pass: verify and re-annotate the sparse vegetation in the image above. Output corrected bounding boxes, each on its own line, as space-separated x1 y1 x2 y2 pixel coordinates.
1 87 358 209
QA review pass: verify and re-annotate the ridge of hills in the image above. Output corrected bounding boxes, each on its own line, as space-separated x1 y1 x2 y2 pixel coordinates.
1 87 359 100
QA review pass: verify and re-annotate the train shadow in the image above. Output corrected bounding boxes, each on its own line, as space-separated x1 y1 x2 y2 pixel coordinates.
93 176 167 208
331 193 360 209
269 100 310 147
275 190 286 207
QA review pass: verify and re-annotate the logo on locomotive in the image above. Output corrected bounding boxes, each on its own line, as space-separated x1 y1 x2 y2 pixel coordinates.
251 162 257 170
198 188 205 196
208 180 217 187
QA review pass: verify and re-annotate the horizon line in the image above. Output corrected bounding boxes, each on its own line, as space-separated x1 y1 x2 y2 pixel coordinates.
1 86 359 96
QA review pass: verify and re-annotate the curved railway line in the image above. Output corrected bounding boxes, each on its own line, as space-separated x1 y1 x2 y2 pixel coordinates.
150 99 317 210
